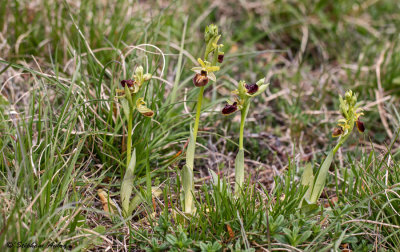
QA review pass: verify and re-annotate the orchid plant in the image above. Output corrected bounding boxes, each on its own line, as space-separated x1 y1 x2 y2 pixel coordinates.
222 78 269 195
182 24 224 214
116 66 154 217
301 90 365 207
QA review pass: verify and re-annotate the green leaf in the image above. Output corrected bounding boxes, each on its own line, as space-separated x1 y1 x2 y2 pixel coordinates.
334 229 348 250
309 150 334 203
69 213 85 233
298 230 312 244
93 225 106 233
166 234 177 245
209 168 230 195
282 228 292 238
209 168 219 187
186 129 195 168
300 163 314 206
182 165 194 213
183 128 195 213
128 187 162 216
121 99 130 120
234 149 245 194
301 163 314 187
84 225 106 246
121 149 136 217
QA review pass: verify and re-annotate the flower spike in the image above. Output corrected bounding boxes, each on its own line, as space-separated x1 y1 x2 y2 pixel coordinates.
183 24 225 214
335 90 365 137
299 90 367 207
116 65 155 217
222 77 269 195
205 24 218 43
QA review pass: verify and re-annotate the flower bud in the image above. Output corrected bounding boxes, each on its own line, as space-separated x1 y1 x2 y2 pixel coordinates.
222 102 238 115
245 83 259 95
332 126 344 137
143 73 152 81
345 90 352 102
121 79 135 88
193 71 209 87
356 119 365 133
135 66 144 77
205 24 218 43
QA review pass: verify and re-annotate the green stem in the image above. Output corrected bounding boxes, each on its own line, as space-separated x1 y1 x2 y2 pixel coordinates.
235 102 250 195
193 87 205 140
332 141 342 156
239 102 250 150
127 110 133 167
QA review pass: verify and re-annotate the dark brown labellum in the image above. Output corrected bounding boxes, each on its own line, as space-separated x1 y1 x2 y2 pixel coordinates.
143 111 154 117
332 126 344 137
193 73 209 87
121 79 135 88
222 102 238 115
356 120 365 133
218 54 224 63
245 83 258 94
